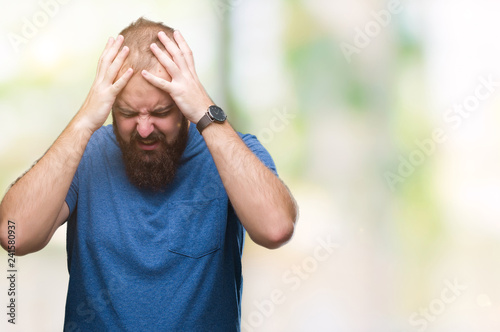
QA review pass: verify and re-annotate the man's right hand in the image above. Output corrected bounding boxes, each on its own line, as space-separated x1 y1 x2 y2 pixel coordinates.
77 35 134 133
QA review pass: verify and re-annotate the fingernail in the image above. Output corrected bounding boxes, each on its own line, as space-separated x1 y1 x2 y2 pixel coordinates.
142 70 148 76
151 43 157 49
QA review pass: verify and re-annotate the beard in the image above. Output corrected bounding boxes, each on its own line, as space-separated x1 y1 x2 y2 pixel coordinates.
112 116 189 191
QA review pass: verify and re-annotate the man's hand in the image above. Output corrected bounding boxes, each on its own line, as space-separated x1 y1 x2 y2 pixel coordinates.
141 30 213 124
77 35 134 133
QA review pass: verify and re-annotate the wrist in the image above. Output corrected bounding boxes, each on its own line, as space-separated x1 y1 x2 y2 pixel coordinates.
192 100 214 124
196 105 227 134
71 112 100 137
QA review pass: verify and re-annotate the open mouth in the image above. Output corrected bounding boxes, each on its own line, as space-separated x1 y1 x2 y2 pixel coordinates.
137 139 160 151
140 138 156 145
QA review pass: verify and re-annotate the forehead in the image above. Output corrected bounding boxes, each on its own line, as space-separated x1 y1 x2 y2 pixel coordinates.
115 64 173 111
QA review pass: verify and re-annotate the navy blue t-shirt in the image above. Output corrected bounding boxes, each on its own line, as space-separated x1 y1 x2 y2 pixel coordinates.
63 123 277 331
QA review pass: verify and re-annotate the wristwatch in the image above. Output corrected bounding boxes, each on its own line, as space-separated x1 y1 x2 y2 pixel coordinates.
196 105 227 134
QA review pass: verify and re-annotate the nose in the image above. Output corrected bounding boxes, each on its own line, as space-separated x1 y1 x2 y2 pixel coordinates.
136 115 154 138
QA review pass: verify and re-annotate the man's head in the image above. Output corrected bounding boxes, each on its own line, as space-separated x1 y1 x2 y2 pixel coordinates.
117 17 175 77
112 18 189 191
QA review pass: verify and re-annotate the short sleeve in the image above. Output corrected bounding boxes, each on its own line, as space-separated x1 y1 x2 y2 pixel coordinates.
65 168 79 217
239 133 278 176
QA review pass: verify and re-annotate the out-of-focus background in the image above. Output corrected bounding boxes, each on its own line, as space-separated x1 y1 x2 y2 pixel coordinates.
1 0 500 331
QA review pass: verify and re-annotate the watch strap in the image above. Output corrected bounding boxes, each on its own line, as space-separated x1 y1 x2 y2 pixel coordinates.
196 113 213 134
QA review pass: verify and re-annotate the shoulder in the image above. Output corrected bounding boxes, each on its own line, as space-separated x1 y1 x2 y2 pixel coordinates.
77 125 121 169
84 125 117 152
90 124 116 144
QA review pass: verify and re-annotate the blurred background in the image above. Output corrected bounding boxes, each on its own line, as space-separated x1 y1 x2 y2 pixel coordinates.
1 0 500 331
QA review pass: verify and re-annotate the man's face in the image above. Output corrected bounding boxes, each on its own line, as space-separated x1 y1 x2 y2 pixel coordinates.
112 64 189 191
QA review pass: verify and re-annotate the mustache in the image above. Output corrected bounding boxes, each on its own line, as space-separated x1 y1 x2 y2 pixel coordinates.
130 130 166 144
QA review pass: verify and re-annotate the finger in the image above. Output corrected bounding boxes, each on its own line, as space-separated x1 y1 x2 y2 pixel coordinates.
96 37 115 80
157 31 190 73
98 37 114 65
111 68 134 95
100 35 125 71
150 43 182 78
141 69 172 92
173 30 196 76
104 46 130 83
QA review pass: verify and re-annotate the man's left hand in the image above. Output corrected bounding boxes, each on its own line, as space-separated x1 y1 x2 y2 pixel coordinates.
141 30 213 123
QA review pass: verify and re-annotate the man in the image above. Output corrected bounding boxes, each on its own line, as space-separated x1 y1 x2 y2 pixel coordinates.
0 18 297 331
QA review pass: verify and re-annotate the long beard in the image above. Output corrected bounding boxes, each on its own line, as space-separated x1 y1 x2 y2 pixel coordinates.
113 117 189 191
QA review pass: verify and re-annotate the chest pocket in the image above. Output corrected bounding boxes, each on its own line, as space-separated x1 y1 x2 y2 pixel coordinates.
167 198 226 258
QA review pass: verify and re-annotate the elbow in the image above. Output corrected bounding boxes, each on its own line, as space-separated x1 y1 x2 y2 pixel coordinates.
0 220 44 256
257 215 296 250
265 223 295 249
0 211 42 256
0 223 28 256
260 203 298 249
0 211 16 254
0 233 39 256
0 228 14 255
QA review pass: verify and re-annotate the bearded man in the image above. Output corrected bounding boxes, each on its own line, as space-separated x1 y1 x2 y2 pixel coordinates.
0 17 297 331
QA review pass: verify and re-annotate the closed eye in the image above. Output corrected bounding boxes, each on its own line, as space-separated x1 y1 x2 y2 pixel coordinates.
113 105 174 118
113 107 138 118
119 111 138 118
152 111 170 117
151 105 175 117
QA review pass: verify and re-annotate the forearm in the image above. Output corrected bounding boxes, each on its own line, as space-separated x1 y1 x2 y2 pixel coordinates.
0 35 133 255
202 121 297 249
0 115 93 255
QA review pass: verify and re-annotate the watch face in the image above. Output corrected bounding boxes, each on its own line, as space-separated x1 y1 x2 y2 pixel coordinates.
209 106 227 122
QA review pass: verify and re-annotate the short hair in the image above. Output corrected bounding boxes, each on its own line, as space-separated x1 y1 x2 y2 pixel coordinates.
118 17 175 75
